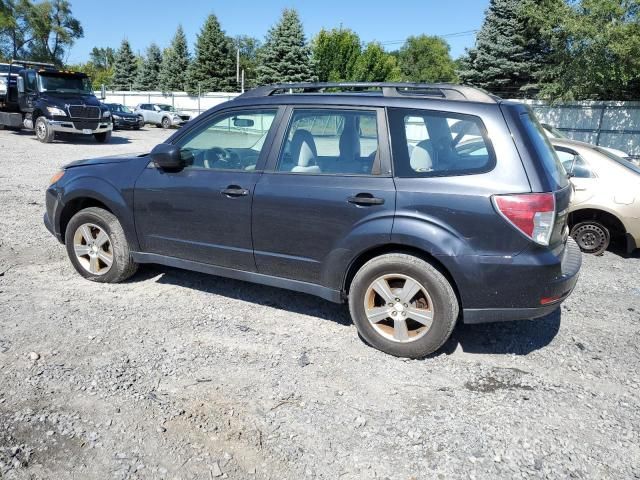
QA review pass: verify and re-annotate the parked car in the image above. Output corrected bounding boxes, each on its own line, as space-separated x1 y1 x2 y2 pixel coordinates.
44 82 581 358
103 103 144 130
551 137 640 255
134 103 191 128
541 122 632 160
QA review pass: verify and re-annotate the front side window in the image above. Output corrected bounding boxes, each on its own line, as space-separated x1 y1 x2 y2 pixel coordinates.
26 71 37 91
388 108 495 177
277 109 379 175
177 109 277 171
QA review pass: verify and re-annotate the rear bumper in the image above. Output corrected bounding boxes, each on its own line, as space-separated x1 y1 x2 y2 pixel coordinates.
461 237 582 324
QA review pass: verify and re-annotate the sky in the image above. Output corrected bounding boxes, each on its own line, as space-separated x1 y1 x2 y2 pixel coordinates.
66 0 488 64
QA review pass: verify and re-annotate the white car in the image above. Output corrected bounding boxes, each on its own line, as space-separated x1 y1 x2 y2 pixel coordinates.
134 103 191 129
541 123 632 161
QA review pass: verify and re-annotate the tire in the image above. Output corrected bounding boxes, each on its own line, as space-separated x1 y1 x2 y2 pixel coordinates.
571 221 610 255
94 131 111 143
348 253 459 358
161 116 171 129
35 116 55 143
64 207 138 283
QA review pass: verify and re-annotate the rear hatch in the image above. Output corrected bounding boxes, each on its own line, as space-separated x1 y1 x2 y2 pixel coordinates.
500 103 571 251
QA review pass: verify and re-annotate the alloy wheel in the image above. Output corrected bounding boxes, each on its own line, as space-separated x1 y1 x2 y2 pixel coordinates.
363 274 434 343
72 223 113 275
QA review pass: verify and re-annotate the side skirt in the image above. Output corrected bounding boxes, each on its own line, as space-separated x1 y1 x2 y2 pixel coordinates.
131 252 344 304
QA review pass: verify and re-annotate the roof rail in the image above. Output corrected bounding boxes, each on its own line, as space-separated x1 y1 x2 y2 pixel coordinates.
237 82 499 103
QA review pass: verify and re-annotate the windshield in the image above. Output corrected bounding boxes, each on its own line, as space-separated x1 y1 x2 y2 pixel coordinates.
542 123 567 139
157 105 176 112
595 147 640 175
109 104 131 113
38 73 92 93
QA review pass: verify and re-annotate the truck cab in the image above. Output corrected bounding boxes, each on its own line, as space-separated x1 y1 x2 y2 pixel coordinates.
0 60 112 143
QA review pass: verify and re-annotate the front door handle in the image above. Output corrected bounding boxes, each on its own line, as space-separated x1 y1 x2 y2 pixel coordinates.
348 194 385 206
221 186 249 197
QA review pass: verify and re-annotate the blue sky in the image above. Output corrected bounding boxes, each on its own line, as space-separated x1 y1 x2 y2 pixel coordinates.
66 0 488 64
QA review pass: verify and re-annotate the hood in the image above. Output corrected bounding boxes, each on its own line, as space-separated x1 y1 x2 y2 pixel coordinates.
112 110 139 119
41 92 101 109
65 152 147 169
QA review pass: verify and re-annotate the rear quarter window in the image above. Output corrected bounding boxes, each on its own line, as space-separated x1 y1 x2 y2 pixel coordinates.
388 108 495 178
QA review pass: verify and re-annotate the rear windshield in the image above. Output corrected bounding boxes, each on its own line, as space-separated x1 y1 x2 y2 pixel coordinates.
595 147 640 175
520 111 568 189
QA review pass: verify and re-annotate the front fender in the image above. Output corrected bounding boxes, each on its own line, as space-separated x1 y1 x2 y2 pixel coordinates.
55 176 139 251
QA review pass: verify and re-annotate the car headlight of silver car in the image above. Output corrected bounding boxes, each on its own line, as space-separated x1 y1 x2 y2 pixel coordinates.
47 106 67 116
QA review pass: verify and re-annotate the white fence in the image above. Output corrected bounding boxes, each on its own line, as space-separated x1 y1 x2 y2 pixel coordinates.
517 100 640 157
95 90 239 117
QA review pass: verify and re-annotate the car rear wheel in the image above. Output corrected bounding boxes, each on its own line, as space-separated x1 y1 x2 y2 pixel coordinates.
571 221 610 255
348 253 459 358
65 207 138 283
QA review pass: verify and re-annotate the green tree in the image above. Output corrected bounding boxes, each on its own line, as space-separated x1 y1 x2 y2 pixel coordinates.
256 8 315 84
352 42 401 82
458 0 547 98
89 46 115 69
398 35 457 82
0 0 82 64
134 43 162 90
312 27 361 81
233 35 261 89
159 25 190 92
530 0 640 100
111 39 137 90
186 14 235 93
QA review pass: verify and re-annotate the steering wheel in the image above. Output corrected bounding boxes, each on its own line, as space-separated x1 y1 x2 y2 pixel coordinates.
203 147 241 169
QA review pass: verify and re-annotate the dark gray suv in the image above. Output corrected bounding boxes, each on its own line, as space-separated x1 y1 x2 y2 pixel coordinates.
44 83 581 358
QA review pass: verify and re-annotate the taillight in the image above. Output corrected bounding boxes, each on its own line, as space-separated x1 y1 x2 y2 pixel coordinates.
492 193 556 246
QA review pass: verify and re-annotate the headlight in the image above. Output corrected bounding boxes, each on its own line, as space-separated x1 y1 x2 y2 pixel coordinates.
49 170 65 185
47 106 67 116
112 114 121 119
102 110 111 118
172 114 180 119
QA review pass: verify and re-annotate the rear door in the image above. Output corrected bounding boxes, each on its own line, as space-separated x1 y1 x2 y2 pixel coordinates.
252 106 396 286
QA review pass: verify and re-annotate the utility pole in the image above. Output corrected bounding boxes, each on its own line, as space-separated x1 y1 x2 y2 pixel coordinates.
241 69 245 93
236 48 240 84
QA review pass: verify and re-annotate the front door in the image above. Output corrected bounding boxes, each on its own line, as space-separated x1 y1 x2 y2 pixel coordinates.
134 108 280 270
252 107 396 286
557 147 597 205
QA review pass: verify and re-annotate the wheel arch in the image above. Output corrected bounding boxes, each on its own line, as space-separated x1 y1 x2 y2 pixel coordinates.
568 208 627 237
342 244 462 309
59 197 114 243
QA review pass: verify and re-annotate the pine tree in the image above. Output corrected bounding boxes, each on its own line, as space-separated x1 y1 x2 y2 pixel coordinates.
256 9 315 85
111 39 138 90
186 14 235 94
458 0 546 98
134 43 162 90
159 25 190 92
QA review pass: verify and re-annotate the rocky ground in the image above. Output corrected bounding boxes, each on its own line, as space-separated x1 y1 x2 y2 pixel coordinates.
0 126 639 479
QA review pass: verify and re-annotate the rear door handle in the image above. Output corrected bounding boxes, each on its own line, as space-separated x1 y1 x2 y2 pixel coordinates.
348 194 385 206
221 186 249 197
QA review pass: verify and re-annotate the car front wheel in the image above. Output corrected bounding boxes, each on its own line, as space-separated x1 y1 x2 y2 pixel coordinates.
35 116 55 143
65 207 138 283
161 116 171 129
571 221 610 255
348 253 459 358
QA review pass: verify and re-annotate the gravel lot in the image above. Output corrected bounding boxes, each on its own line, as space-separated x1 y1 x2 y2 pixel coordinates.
0 126 639 480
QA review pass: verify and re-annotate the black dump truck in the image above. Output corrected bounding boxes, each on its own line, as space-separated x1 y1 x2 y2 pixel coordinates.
0 60 112 143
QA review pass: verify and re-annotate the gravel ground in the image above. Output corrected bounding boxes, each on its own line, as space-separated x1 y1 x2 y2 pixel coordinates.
0 127 639 480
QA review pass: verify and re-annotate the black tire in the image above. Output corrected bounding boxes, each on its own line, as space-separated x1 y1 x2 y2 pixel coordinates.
161 116 171 129
64 207 138 283
348 253 459 358
571 221 610 255
94 131 112 143
35 116 55 143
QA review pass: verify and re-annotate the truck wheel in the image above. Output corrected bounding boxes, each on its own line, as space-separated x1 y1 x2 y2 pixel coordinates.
161 116 171 129
348 253 459 358
94 131 112 143
65 207 138 283
35 116 55 143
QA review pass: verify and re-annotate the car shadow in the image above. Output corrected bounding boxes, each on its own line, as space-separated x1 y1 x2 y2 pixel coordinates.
439 308 561 356
131 265 562 355
134 265 353 326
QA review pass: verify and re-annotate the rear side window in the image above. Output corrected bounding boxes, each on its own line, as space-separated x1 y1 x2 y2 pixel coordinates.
519 111 569 188
388 108 495 177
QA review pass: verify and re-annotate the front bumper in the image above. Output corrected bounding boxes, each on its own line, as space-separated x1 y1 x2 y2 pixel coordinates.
48 118 112 135
170 117 189 127
462 237 582 324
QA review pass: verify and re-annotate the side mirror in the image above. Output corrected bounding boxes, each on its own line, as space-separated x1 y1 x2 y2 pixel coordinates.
150 143 185 170
17 77 25 93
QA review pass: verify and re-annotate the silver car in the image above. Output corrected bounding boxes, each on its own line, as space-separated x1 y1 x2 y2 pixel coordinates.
134 103 191 129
